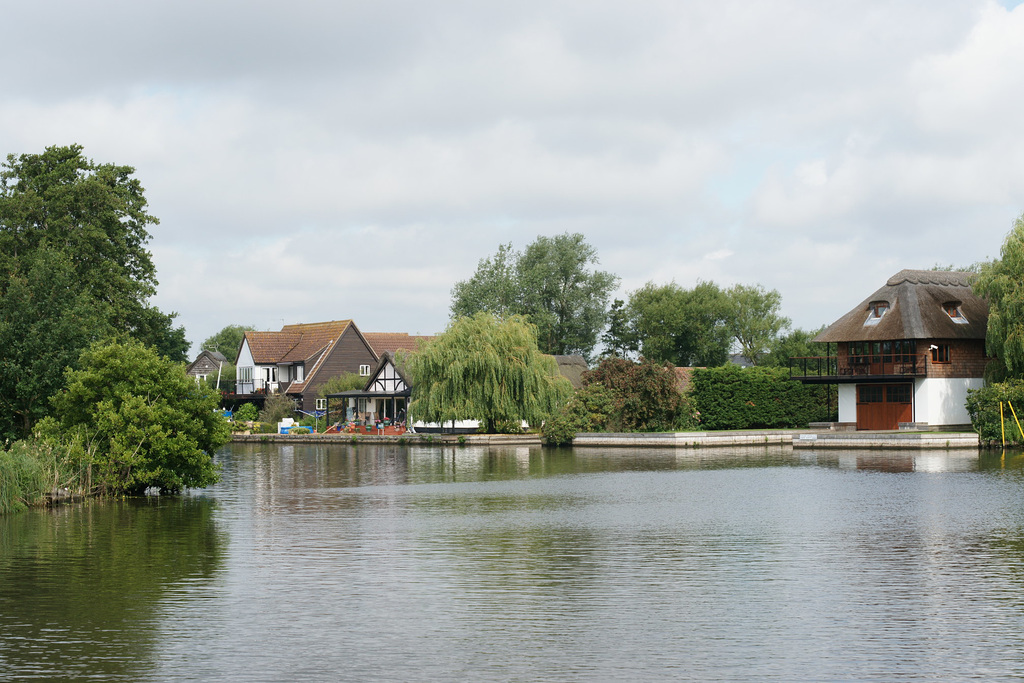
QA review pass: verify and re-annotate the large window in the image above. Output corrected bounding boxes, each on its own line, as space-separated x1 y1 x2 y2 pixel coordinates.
931 344 950 363
848 340 917 364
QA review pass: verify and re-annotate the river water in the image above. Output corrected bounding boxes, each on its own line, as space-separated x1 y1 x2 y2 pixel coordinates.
3 443 1024 681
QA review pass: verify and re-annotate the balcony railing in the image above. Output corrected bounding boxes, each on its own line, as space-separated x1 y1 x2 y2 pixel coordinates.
790 356 925 380
235 379 281 395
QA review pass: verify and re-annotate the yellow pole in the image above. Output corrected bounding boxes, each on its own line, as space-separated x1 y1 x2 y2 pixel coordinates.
1001 401 1006 448
1009 401 1024 442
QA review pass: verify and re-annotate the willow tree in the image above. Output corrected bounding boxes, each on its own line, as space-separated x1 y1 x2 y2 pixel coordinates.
974 212 1024 381
407 313 573 433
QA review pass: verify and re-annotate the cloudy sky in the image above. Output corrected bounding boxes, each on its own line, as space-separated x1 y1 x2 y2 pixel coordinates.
5 0 1024 354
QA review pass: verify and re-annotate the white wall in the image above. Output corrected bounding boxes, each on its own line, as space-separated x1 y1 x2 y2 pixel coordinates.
838 384 857 423
919 377 983 425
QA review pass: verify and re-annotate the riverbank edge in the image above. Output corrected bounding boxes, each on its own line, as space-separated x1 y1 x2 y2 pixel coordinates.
231 429 981 449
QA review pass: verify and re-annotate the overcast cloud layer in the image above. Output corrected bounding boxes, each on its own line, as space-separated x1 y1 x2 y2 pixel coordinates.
5 0 1024 354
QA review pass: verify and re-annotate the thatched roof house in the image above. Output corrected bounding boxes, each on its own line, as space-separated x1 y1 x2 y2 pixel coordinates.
795 269 989 431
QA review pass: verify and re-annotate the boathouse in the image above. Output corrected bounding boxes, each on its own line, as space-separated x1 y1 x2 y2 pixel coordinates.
791 269 989 430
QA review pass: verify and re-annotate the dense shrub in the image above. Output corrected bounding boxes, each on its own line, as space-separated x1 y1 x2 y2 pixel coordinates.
584 357 691 432
966 380 1024 444
42 339 229 495
689 364 830 430
258 393 296 426
542 384 616 445
233 402 259 423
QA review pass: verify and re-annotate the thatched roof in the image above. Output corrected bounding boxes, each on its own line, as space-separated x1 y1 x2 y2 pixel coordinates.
814 269 987 343
554 355 588 389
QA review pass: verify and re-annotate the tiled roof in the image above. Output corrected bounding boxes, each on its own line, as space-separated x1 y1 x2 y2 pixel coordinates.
363 332 434 356
245 320 353 365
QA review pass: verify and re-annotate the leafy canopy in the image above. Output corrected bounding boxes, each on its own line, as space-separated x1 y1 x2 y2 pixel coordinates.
619 280 790 367
0 144 188 438
0 249 111 441
407 312 572 433
451 233 619 359
727 284 790 366
202 324 254 362
973 213 1024 381
626 281 735 367
41 339 229 495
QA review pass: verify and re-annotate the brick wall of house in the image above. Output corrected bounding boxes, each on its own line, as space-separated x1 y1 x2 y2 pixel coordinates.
833 339 988 380
926 339 989 379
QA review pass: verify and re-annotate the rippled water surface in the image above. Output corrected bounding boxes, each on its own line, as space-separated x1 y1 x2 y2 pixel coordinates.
4 444 1024 681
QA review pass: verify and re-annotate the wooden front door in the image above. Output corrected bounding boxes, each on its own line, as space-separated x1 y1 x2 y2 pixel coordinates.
856 384 913 430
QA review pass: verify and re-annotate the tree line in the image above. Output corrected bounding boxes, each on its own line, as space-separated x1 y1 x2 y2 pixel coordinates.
450 232 824 366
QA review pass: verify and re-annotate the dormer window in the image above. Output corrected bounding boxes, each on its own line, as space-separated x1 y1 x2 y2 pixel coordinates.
864 301 889 326
943 302 968 324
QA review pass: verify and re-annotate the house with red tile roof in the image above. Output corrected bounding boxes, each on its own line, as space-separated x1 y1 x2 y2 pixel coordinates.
362 332 434 357
234 320 378 412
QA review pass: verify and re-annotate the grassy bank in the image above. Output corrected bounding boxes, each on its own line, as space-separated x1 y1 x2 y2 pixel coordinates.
0 439 92 515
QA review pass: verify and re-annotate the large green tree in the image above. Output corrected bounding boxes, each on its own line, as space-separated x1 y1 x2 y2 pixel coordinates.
727 284 790 366
407 312 572 433
0 144 188 438
0 249 111 440
627 281 735 367
974 212 1024 381
451 233 619 359
41 339 229 495
761 326 829 369
202 324 254 361
0 145 161 329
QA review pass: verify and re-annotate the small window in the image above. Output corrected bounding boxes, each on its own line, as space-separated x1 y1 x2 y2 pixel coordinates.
864 301 889 326
887 385 912 403
359 364 370 376
943 302 968 324
858 386 883 403
931 345 950 363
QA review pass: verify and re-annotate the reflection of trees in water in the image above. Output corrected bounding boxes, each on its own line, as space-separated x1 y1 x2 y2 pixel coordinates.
0 497 225 681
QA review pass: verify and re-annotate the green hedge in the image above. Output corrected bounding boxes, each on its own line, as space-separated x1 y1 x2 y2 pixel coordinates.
690 365 831 430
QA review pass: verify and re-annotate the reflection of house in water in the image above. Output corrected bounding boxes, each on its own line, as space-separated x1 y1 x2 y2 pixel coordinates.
792 270 990 431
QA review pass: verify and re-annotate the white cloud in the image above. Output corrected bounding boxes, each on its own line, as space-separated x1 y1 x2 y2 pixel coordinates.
3 0 1023 352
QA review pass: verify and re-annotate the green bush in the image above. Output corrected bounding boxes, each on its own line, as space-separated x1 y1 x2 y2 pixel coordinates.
542 384 616 445
43 340 229 495
234 403 258 423
258 393 296 425
966 380 1024 444
583 357 690 432
290 427 311 435
689 364 830 430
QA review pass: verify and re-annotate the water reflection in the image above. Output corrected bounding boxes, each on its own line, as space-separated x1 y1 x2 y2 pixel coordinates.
7 443 1024 681
0 497 224 681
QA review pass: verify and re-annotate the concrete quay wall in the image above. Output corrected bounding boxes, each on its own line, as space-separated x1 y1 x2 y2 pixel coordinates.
232 430 980 449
